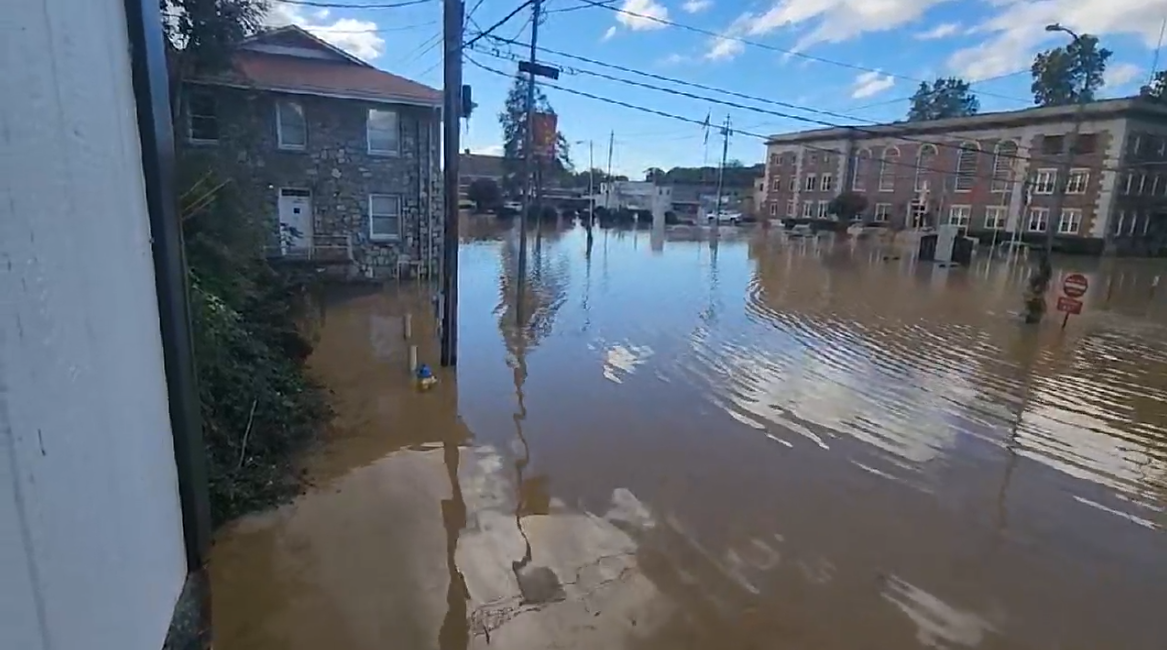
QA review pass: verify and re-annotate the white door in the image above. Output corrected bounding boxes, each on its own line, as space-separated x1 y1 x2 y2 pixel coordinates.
278 188 313 254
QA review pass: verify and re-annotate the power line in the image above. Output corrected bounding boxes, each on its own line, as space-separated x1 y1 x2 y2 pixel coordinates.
463 0 535 48
463 54 1135 186
470 39 1136 174
572 0 1031 106
274 0 432 7
846 69 1033 112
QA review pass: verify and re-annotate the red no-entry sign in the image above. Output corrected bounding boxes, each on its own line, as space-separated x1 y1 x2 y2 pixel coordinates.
1062 273 1089 298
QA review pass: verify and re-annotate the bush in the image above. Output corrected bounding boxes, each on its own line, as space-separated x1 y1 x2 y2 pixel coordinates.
181 169 331 525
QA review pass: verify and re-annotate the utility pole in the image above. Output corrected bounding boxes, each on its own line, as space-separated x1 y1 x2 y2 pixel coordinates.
605 129 614 209
439 0 463 366
713 115 730 221
516 0 542 313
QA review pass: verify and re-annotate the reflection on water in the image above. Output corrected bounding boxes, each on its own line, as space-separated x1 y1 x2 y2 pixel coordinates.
212 218 1167 650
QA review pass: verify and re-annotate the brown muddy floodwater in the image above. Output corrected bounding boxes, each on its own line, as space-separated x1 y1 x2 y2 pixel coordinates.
211 219 1167 650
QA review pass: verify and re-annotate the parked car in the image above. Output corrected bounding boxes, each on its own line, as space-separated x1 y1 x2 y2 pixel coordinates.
497 200 522 216
708 211 742 225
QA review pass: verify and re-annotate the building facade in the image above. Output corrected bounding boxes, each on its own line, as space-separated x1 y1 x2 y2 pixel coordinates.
764 98 1167 255
185 26 442 279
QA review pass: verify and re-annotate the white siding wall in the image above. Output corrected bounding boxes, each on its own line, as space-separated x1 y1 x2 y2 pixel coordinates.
1 1 188 649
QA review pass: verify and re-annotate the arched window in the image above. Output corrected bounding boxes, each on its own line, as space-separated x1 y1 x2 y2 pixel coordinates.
955 141 980 191
915 144 938 193
991 140 1018 193
879 146 900 192
852 148 871 190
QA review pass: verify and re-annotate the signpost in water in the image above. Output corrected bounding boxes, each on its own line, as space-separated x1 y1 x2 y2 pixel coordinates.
1058 273 1089 329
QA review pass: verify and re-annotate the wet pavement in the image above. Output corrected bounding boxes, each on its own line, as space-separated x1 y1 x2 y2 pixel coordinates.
211 219 1167 650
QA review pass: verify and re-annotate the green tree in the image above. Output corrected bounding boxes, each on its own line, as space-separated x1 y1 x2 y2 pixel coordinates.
1140 70 1167 101
162 0 268 120
1031 34 1112 106
467 177 501 212
907 78 980 121
499 75 573 196
827 191 869 222
644 167 665 182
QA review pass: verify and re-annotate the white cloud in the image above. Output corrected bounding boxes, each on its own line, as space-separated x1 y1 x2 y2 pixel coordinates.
267 3 386 60
1105 62 1144 88
949 0 1167 83
682 0 713 13
472 144 504 156
615 0 670 30
702 0 952 61
658 52 689 65
915 22 960 40
602 25 618 41
851 70 895 98
705 35 746 60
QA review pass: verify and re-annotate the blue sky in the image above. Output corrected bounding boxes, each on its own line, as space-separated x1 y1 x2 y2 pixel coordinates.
274 0 1167 177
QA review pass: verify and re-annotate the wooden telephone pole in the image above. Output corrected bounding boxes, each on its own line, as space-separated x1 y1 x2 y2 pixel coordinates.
439 0 464 366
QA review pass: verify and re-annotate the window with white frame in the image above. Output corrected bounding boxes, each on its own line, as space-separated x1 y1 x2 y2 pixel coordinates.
787 199 796 217
955 141 979 191
852 149 871 190
1129 210 1140 235
187 92 218 142
984 206 1007 230
915 144 937 192
802 201 815 217
1026 207 1049 232
1112 211 1125 235
948 205 971 227
818 200 830 219
874 202 891 223
788 176 796 191
367 108 400 155
1065 169 1089 194
771 177 781 191
821 173 834 192
1137 173 1148 195
1123 173 1134 194
804 174 818 191
369 194 401 240
276 100 306 150
910 200 929 228
807 152 818 164
769 202 778 216
1032 169 1056 194
879 147 899 192
991 140 1017 193
1058 208 1082 234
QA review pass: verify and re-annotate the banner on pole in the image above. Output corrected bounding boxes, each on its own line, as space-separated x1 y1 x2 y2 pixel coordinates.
532 112 557 160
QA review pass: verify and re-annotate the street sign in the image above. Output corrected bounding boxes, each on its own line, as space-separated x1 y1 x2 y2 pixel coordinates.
1062 273 1089 298
1057 296 1083 315
532 112 557 160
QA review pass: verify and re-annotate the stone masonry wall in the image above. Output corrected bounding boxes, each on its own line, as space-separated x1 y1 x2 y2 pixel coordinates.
182 84 441 280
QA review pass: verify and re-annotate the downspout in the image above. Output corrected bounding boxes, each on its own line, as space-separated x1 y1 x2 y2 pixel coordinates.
123 0 211 570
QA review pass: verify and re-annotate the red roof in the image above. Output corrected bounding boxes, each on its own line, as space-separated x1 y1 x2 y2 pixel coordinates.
217 51 441 105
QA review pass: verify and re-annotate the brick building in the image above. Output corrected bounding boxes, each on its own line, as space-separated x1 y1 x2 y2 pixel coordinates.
764 98 1167 255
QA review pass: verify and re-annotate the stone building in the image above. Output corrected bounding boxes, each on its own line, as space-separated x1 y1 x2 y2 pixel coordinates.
184 26 442 278
764 98 1167 255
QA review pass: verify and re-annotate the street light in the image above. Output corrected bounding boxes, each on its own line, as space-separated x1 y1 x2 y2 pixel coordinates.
1023 22 1090 323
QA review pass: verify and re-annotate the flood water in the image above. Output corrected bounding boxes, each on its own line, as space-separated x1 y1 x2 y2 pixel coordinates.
211 219 1167 650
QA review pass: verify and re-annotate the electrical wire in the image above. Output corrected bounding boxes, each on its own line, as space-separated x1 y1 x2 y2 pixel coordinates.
463 0 535 48
470 38 1142 174
464 54 1159 187
572 0 1031 106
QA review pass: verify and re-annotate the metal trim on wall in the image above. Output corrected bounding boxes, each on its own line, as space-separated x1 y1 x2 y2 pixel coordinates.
122 0 212 570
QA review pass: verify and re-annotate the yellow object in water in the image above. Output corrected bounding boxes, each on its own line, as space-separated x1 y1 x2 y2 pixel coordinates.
416 376 438 391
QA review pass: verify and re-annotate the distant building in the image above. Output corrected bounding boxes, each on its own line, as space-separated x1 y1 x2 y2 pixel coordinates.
184 25 442 278
599 180 672 220
764 98 1167 254
459 150 505 195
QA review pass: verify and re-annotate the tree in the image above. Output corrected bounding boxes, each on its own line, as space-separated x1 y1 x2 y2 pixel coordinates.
827 191 868 222
162 0 268 121
1140 70 1167 101
499 75 573 197
1031 34 1112 107
907 78 980 121
644 167 665 182
467 178 501 212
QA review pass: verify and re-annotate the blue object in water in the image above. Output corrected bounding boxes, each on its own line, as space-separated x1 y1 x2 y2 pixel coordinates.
416 364 433 380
